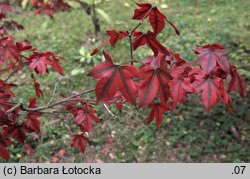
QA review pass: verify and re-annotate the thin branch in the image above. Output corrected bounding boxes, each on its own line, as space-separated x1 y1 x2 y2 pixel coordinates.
5 103 23 114
104 104 115 117
21 88 95 112
46 83 58 107
128 33 134 65
128 22 143 65
4 62 27 82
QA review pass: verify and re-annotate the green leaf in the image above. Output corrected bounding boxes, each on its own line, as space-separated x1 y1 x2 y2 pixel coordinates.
96 8 111 24
66 1 81 8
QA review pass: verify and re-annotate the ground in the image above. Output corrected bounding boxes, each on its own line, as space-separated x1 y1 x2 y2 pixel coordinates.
1 0 250 162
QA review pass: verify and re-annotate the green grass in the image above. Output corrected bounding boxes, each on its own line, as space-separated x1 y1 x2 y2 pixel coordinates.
1 0 249 163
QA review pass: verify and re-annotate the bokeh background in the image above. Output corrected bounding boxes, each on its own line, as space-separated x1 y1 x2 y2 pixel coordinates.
1 0 250 162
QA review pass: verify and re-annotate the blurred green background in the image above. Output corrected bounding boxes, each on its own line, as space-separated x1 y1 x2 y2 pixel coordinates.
1 0 250 162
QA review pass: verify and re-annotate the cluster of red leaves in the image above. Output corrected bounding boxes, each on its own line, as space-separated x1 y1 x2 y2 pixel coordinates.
0 2 24 36
31 0 70 20
0 2 246 161
65 101 100 153
89 3 246 127
0 26 65 160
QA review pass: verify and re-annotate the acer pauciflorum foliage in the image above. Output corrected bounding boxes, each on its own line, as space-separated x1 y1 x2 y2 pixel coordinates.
30 0 70 20
0 2 246 161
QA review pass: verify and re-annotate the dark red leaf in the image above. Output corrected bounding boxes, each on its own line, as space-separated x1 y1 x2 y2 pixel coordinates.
50 54 64 75
88 51 138 104
192 73 225 111
133 3 180 35
74 105 100 133
228 65 246 97
132 3 152 20
28 52 51 74
133 31 170 56
16 40 35 52
194 44 230 73
24 98 42 132
0 36 20 64
0 3 12 13
138 65 172 108
70 133 89 153
146 103 168 127
106 30 128 47
0 145 9 160
33 79 43 98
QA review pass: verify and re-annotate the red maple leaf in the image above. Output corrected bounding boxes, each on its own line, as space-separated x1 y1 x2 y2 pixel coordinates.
132 3 180 35
0 3 12 14
88 51 138 104
0 133 10 160
3 125 26 144
146 103 169 127
227 65 246 97
33 79 43 98
91 30 128 55
132 3 152 20
194 44 230 73
35 3 56 20
28 52 51 74
106 30 128 47
169 64 194 107
138 65 172 108
0 145 9 160
192 72 228 111
24 98 42 132
50 53 64 75
74 104 100 132
0 36 20 64
70 133 89 153
133 31 170 56
0 12 6 20
16 40 36 52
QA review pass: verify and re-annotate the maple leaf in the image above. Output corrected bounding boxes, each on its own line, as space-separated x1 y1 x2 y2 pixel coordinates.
0 92 10 105
35 3 56 20
3 125 26 144
74 104 100 133
228 65 246 98
28 52 51 75
0 109 12 126
132 3 180 35
0 133 10 160
169 64 194 107
170 77 194 107
0 80 16 97
24 98 42 132
106 30 128 47
0 12 6 20
88 51 138 104
192 73 224 111
194 44 230 73
70 133 89 153
133 31 170 56
50 53 64 75
142 52 175 68
33 79 43 98
0 3 12 14
16 40 35 52
0 36 20 64
0 145 9 160
138 65 172 108
132 3 152 20
91 31 128 55
146 103 169 127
